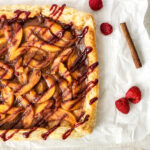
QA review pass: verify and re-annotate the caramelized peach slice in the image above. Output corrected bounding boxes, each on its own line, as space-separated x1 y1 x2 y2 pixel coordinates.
59 79 72 101
61 99 82 111
0 37 6 45
22 105 34 128
9 47 26 61
1 87 14 106
25 90 37 103
53 86 61 108
7 107 23 115
0 105 10 114
18 67 29 84
49 108 76 125
22 40 61 52
67 49 78 70
72 71 82 80
44 19 75 47
35 79 47 94
72 81 81 98
1 81 21 92
0 111 21 126
51 48 73 74
0 62 14 80
24 26 53 42
0 87 14 113
49 22 73 42
0 114 6 120
36 74 55 104
59 63 72 84
17 96 30 108
23 47 50 69
15 69 41 95
35 100 53 115
4 23 23 60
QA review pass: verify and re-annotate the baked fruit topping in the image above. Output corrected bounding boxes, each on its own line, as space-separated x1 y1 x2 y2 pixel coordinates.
0 5 98 141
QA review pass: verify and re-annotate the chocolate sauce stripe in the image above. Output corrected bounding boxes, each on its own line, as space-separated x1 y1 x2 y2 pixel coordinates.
49 4 66 20
62 114 89 139
41 114 67 140
89 97 98 105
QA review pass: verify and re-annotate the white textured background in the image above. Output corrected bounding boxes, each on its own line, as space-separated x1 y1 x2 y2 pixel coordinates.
0 0 150 149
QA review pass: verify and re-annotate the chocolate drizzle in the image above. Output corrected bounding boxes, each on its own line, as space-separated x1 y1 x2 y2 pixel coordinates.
13 10 30 22
77 26 89 44
89 97 98 105
79 61 99 83
62 114 90 140
49 4 66 20
41 114 67 140
70 47 93 72
23 127 38 138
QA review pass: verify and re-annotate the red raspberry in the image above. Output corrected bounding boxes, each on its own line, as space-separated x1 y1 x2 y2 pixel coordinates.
100 23 113 35
115 98 130 114
126 86 141 104
89 0 103 11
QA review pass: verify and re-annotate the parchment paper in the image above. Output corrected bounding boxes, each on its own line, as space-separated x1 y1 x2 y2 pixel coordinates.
0 0 150 149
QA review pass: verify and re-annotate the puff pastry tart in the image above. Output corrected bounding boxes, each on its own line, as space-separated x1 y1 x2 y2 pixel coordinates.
0 4 98 141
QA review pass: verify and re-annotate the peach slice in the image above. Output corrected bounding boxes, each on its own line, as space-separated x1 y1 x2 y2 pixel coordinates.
49 108 76 125
53 86 61 108
18 67 29 84
1 81 21 92
35 100 53 115
61 99 82 111
35 79 47 94
22 105 34 128
0 114 6 120
9 47 26 61
4 23 23 60
36 74 55 104
15 69 41 95
25 90 37 103
51 48 73 74
17 96 30 108
49 22 73 42
67 49 78 70
0 62 14 80
44 19 75 46
59 79 72 101
0 37 6 45
7 107 23 115
0 105 10 114
72 81 81 98
1 87 14 106
15 57 23 72
24 26 53 42
0 87 14 113
0 111 21 126
59 63 72 84
71 71 82 80
22 40 61 53
23 47 50 69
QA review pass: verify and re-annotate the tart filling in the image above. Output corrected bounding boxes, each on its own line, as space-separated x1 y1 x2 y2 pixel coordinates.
0 4 98 141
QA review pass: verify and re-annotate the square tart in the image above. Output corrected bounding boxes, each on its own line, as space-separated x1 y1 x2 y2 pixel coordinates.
0 4 98 141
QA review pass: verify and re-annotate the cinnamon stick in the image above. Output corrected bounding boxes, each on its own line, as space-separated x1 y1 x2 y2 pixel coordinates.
120 22 142 69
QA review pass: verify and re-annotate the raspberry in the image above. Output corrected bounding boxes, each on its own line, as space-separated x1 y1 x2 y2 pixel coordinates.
89 0 103 11
115 98 130 114
100 23 113 35
126 86 141 104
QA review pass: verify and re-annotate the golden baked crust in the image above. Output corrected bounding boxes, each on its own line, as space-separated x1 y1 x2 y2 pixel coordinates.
0 5 98 140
